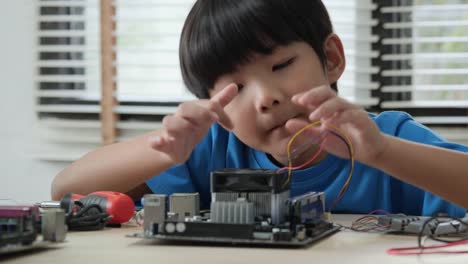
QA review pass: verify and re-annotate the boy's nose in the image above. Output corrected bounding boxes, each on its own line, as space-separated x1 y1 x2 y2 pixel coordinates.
258 98 280 112
254 84 284 113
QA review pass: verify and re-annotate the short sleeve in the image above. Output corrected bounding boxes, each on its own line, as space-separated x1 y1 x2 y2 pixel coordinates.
395 114 468 216
145 124 221 208
146 164 196 195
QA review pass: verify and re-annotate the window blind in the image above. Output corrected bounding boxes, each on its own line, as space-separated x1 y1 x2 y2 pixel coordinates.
36 0 102 161
113 0 196 141
373 0 468 145
323 0 380 107
35 0 468 161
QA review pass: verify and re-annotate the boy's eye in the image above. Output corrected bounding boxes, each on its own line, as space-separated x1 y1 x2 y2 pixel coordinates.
236 84 244 91
272 57 296 72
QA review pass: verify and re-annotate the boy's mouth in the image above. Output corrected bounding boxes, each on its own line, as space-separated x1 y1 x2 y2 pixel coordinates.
268 114 302 133
269 122 286 132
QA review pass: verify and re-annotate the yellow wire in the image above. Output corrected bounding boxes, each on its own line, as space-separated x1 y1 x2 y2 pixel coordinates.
286 120 323 158
325 124 355 207
283 120 322 188
282 121 355 210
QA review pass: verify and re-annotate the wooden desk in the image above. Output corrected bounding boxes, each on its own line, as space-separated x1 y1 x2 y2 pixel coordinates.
2 215 467 264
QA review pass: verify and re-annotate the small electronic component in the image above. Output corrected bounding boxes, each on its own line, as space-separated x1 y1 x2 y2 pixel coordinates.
143 194 167 236
287 191 325 226
41 208 67 242
169 193 200 222
378 215 422 232
140 169 339 247
378 214 468 235
0 205 66 255
0 205 40 248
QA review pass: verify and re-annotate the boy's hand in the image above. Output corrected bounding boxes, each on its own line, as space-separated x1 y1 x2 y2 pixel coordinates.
290 85 388 164
149 83 238 164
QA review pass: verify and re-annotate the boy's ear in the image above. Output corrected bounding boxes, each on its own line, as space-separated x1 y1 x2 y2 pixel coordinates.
324 34 346 84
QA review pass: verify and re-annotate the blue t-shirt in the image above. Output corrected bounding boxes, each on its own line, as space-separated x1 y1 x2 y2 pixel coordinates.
146 111 468 217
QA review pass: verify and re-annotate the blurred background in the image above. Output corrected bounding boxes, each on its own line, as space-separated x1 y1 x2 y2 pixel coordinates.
1 0 467 203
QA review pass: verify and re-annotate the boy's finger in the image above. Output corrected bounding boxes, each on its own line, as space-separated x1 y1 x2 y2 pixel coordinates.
178 102 219 125
309 97 355 121
285 118 323 139
211 105 233 130
285 118 310 134
207 83 238 130
148 135 163 149
323 108 368 129
149 135 171 152
149 136 182 162
210 83 239 108
291 85 334 108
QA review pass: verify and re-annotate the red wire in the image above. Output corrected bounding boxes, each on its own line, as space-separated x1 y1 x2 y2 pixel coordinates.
277 142 326 173
365 209 391 215
387 239 468 255
353 224 391 232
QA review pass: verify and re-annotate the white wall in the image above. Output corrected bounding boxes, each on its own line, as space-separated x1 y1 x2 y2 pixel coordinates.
0 0 68 203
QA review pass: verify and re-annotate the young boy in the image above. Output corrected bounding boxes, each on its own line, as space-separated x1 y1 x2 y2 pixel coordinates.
51 0 468 217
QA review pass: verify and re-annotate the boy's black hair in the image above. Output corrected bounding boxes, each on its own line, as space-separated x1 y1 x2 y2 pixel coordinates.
180 0 336 99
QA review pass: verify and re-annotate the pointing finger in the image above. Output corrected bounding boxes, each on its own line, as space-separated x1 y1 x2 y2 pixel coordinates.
210 83 239 108
208 100 234 130
292 85 334 109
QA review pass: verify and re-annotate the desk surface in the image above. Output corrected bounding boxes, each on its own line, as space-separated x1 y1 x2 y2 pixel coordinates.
2 215 467 264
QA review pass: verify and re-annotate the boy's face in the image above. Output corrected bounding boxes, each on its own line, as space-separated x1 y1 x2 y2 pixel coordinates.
210 37 345 166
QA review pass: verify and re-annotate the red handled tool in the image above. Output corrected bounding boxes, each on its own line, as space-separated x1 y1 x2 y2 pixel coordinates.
47 191 136 230
61 191 135 224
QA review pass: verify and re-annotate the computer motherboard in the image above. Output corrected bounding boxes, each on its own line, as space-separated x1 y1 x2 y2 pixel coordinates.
139 169 339 247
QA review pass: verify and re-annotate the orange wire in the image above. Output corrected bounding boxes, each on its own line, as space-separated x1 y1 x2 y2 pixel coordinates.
280 120 355 211
277 142 326 173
